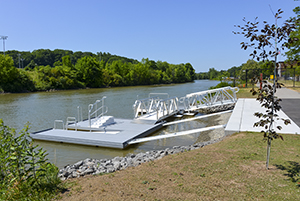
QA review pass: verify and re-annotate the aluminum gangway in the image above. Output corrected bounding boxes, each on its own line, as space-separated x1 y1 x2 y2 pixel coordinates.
179 86 239 113
133 87 239 123
133 94 179 123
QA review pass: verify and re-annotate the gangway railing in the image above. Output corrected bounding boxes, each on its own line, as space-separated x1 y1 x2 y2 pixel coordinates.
133 96 161 118
133 95 179 121
179 87 239 112
155 97 179 121
88 96 108 128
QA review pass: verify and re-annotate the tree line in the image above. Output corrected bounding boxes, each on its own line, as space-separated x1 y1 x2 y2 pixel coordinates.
196 58 300 83
196 59 272 80
0 49 195 92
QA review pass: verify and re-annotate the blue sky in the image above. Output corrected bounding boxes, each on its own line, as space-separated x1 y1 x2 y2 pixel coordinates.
1 0 299 72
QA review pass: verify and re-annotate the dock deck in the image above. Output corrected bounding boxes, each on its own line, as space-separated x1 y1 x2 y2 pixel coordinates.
31 118 163 149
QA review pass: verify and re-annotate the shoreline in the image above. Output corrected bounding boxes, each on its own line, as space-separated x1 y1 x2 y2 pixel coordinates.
0 81 196 94
58 105 233 181
58 136 230 181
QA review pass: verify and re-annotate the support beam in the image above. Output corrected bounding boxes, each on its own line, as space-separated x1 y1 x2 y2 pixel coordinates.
127 124 226 145
163 110 233 126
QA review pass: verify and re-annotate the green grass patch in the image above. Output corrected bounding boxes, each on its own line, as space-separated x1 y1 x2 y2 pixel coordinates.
236 87 256 98
59 132 300 200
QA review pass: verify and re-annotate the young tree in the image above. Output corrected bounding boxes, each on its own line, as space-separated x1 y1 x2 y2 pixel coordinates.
233 9 296 169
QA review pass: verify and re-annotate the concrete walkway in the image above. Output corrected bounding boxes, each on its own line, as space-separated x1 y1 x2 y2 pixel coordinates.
276 87 300 99
225 87 300 135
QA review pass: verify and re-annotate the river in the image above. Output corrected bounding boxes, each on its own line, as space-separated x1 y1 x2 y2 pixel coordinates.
0 80 221 168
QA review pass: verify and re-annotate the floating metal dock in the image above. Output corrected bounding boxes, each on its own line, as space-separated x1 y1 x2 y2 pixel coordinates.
31 87 239 149
31 118 163 149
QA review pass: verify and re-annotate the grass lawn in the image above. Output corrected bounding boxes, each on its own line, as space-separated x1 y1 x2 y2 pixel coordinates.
236 87 255 99
57 132 300 201
280 80 300 88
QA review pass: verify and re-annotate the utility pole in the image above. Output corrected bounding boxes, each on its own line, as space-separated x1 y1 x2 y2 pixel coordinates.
0 36 8 55
18 53 21 68
21 58 24 68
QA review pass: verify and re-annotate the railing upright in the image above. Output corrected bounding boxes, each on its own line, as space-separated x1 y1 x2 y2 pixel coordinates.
88 96 108 128
77 106 82 122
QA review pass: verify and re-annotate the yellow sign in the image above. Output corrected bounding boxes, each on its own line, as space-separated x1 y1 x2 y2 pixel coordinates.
270 75 276 79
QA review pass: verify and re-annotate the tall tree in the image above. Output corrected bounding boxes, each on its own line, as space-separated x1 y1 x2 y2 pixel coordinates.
0 55 19 85
75 56 103 87
208 68 219 80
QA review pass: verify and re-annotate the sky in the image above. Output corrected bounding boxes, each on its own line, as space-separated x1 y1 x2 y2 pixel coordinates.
1 0 299 72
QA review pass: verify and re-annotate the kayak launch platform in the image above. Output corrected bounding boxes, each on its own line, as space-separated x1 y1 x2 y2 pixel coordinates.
31 87 239 149
32 118 163 149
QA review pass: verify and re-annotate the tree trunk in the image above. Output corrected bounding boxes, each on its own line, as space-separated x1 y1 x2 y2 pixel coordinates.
266 137 272 169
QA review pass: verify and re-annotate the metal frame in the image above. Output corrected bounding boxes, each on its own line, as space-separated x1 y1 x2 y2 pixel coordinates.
88 96 108 128
133 96 161 118
127 124 226 145
179 87 239 112
155 96 179 121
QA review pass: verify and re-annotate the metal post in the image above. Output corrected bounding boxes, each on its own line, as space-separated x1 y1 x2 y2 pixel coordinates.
233 70 236 87
21 58 24 68
18 53 21 68
245 69 248 88
294 68 295 87
0 36 8 56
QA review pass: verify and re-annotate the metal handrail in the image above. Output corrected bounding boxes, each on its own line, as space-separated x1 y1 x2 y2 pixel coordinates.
77 106 83 122
179 87 239 112
133 96 161 118
133 94 179 121
54 120 64 130
88 97 108 127
66 117 77 131
155 97 179 120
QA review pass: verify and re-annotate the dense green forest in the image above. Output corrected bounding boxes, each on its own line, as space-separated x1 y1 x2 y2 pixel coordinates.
0 49 195 93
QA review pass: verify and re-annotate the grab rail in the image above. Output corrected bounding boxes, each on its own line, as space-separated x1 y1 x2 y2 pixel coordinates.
77 106 83 122
66 117 77 131
54 120 64 130
133 96 161 118
88 96 108 127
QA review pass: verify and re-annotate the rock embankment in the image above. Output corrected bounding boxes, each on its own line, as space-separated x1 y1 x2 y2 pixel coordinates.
197 103 235 114
58 138 221 181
